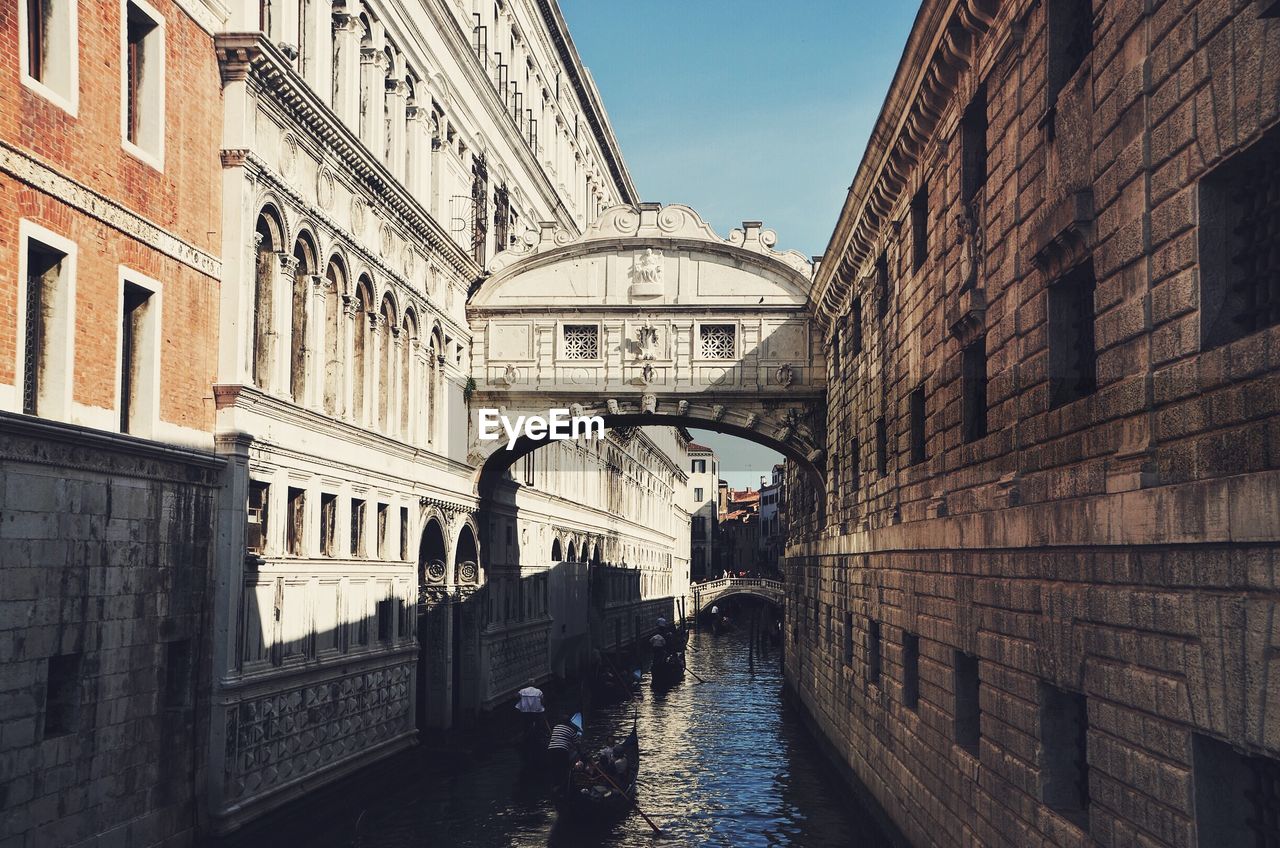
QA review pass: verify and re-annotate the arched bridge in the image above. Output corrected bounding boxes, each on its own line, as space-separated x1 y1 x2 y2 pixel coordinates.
466 202 827 497
692 578 785 613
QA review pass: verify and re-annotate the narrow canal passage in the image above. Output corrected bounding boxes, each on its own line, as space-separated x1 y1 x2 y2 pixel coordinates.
237 624 893 847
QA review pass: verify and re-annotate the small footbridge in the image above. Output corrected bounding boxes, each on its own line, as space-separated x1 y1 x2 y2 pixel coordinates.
692 578 785 613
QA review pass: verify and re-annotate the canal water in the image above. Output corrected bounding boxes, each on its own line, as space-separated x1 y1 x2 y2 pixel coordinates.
234 624 893 847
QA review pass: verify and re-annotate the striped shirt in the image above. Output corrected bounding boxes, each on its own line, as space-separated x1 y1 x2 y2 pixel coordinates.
548 724 580 751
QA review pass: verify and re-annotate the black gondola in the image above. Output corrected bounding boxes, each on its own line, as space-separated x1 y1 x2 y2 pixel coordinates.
650 627 687 688
555 726 640 821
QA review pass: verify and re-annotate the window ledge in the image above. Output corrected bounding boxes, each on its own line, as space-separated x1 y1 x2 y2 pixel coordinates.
20 74 79 118
122 138 165 173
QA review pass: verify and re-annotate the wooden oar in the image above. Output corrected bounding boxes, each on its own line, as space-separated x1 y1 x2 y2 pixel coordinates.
592 761 662 834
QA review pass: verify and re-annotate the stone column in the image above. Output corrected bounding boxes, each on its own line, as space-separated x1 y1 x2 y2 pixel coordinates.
342 294 357 423
360 47 388 155
385 78 408 180
275 253 300 396
301 0 333 92
405 105 430 207
331 11 361 128
413 341 429 446
368 311 383 429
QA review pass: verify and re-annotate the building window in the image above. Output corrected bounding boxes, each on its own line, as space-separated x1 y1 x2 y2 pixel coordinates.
246 481 269 554
562 324 599 360
699 324 736 360
350 498 366 557
399 507 409 561
843 612 854 665
471 153 489 264
954 650 981 754
1040 683 1090 826
286 487 305 555
908 385 927 465
19 228 75 420
376 502 389 558
1047 0 1093 107
963 337 989 443
19 0 77 112
163 639 192 710
847 438 861 496
961 84 988 208
42 653 82 738
875 252 890 320
903 632 920 710
522 452 535 485
320 493 337 556
911 186 929 272
376 597 395 642
868 619 882 685
118 275 159 436
494 183 511 250
694 487 703 501
848 298 863 354
874 416 888 477
1193 734 1280 847
1200 126 1280 349
123 0 165 165
692 459 707 474
1048 260 1097 408
830 324 840 378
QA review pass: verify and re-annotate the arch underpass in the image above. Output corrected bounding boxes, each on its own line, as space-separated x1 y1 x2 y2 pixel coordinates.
692 578 786 613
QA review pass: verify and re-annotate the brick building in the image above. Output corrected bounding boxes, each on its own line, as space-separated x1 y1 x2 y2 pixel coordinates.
787 1 1280 846
0 0 224 844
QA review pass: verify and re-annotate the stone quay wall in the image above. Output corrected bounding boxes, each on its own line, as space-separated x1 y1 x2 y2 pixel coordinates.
788 1 1280 847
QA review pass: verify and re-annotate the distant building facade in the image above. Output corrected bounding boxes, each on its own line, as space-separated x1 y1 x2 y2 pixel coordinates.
758 464 784 577
787 1 1280 847
687 441 718 581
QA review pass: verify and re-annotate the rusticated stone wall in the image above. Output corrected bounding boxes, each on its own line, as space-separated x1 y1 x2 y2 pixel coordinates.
790 1 1280 846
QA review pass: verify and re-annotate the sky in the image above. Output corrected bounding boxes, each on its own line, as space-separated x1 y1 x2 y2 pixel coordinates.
559 0 920 259
559 0 919 489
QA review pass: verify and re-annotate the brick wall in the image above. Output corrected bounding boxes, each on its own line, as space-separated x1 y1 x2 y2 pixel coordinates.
791 1 1280 846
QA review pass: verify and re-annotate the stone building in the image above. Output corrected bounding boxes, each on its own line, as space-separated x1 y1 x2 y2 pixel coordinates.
688 441 719 582
787 1 1280 847
0 0 225 844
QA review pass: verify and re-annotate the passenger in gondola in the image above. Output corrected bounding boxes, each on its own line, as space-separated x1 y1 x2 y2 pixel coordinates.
595 746 629 780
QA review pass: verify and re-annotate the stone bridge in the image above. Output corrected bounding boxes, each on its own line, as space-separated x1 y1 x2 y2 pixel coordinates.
692 578 785 613
465 202 827 496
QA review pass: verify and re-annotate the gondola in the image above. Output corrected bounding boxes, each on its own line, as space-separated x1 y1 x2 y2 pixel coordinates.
650 627 687 688
593 659 641 704
555 726 640 821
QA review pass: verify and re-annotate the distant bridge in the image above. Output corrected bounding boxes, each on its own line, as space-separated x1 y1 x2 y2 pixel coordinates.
692 578 785 613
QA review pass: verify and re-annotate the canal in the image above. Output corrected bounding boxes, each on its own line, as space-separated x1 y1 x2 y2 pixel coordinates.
227 623 893 847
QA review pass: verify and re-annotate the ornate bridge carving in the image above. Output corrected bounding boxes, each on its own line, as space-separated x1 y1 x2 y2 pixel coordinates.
466 202 827 495
692 578 785 613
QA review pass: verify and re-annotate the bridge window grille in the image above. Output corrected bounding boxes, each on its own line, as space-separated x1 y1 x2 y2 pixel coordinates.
954 650 981 755
1040 683 1090 826
1193 734 1280 847
1200 125 1280 349
562 324 599 360
903 632 920 710
699 324 736 360
963 337 989 442
868 619 882 685
1048 260 1097 408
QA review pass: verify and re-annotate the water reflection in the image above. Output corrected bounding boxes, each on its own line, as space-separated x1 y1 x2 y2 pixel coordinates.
238 625 892 847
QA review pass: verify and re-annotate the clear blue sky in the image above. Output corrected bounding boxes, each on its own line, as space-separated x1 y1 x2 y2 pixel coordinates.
559 0 919 258
560 0 919 487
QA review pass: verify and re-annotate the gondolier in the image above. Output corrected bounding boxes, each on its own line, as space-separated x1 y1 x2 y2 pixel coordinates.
547 715 582 769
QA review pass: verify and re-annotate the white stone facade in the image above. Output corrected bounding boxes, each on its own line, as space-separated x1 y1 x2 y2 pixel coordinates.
687 443 718 582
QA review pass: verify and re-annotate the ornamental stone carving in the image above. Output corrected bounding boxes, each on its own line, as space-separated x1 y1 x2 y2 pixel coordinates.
775 363 796 387
628 249 664 299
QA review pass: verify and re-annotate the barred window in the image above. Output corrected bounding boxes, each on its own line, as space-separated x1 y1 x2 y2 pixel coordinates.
700 324 736 359
562 324 599 360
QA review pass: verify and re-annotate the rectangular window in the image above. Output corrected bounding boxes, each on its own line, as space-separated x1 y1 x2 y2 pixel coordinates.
963 337 989 443
320 493 337 557
286 487 305 556
1039 683 1090 825
848 438 861 495
246 481 269 554
163 639 192 710
908 385 927 465
562 324 599 360
119 279 157 435
694 487 703 501
1193 734 1280 847
350 499 366 557
911 186 929 272
376 597 395 642
692 459 707 474
376 502 389 558
903 632 920 710
1047 0 1093 106
961 84 988 208
875 252 890 320
43 653 82 738
399 507 410 561
1199 125 1280 349
868 619 882 684
1048 260 1098 408
848 298 863 354
875 416 888 477
123 0 164 164
19 0 77 112
699 324 737 360
522 452 535 486
954 650 981 754
19 229 75 420
843 611 854 665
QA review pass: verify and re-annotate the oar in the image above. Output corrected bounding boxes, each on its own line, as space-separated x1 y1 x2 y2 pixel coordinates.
592 759 662 834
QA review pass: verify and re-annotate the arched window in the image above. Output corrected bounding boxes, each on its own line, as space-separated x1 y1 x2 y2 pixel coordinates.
322 256 346 416
290 232 317 403
400 309 417 437
566 541 577 563
252 208 284 388
550 538 562 562
378 294 395 431
352 276 374 423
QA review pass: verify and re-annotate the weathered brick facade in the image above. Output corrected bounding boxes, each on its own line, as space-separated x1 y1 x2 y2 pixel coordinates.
789 1 1280 846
